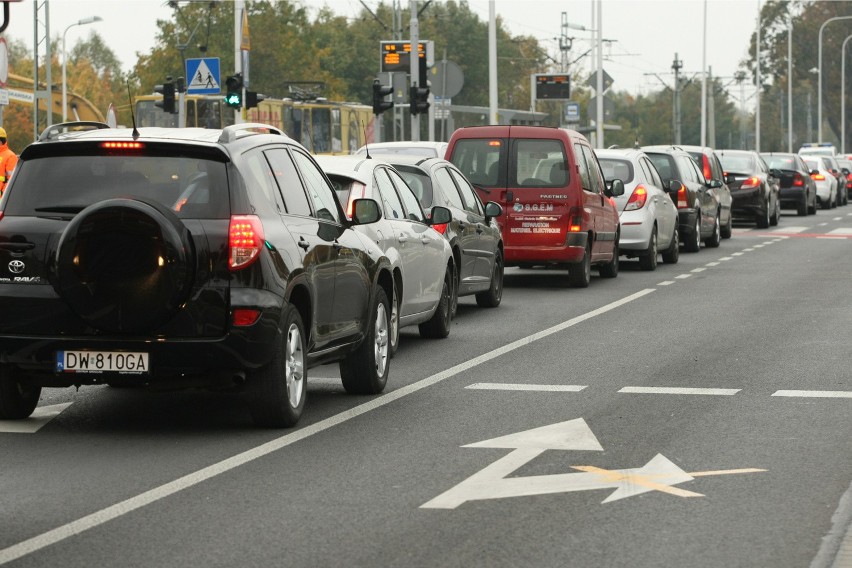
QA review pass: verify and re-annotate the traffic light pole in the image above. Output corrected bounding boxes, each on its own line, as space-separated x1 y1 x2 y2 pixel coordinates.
409 0 420 142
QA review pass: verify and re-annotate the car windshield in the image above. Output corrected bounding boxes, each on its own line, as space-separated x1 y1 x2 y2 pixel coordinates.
6 153 229 219
761 155 796 170
598 158 635 184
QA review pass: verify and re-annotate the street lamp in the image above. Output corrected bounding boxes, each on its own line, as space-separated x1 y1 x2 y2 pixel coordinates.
817 15 852 143
62 16 103 123
841 34 852 154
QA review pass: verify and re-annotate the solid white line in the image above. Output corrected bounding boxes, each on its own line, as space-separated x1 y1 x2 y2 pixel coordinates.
691 268 706 273
675 274 692 279
657 281 675 286
619 386 741 396
0 288 657 565
772 390 852 398
467 383 587 392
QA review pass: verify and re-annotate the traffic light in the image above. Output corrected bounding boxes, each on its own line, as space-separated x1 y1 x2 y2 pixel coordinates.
245 91 266 110
372 79 394 116
154 77 176 114
224 73 244 109
409 83 430 116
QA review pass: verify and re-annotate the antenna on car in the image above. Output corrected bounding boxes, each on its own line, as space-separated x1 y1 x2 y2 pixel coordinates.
126 82 140 139
361 120 371 159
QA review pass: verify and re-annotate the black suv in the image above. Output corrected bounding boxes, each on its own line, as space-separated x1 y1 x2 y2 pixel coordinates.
643 146 724 252
0 122 431 428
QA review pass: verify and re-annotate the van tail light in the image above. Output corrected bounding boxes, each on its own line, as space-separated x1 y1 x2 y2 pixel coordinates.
811 173 826 181
792 173 804 187
702 155 712 181
740 176 760 189
677 185 688 208
624 184 648 211
569 215 583 232
229 214 265 271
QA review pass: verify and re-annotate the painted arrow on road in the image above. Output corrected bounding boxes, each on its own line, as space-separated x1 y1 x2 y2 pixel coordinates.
421 418 766 509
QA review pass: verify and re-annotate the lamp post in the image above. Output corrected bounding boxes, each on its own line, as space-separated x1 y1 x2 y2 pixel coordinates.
842 34 852 154
817 15 852 143
787 15 793 152
62 16 102 123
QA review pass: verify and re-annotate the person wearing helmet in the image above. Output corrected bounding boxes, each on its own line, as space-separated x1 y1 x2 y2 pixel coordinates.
0 127 18 194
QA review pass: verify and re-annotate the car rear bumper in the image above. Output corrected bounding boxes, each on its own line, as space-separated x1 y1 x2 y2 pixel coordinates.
730 189 766 217
504 232 589 265
618 212 653 251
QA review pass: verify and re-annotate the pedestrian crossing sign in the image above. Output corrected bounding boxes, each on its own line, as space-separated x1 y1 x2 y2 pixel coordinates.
185 58 221 95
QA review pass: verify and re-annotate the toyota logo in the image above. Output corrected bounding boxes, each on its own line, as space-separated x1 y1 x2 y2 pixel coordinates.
8 260 24 274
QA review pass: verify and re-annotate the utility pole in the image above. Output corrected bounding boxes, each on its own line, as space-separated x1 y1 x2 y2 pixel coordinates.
409 0 420 141
672 53 683 145
708 66 716 148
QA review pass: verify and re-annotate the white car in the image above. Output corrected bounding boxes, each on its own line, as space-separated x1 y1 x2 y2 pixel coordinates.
597 148 680 270
315 155 455 355
354 141 448 158
802 156 838 209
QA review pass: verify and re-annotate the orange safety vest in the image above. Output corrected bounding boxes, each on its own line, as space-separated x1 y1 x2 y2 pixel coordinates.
0 142 18 194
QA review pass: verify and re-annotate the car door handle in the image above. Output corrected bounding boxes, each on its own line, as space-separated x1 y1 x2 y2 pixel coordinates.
420 237 431 244
297 237 309 251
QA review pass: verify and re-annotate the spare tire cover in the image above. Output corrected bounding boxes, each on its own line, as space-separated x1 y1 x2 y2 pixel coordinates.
53 198 196 334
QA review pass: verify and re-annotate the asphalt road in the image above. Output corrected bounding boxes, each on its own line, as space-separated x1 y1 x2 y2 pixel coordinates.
1 210 851 568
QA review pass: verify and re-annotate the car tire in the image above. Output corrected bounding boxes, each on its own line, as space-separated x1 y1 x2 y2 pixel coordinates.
756 202 770 228
808 193 817 215
389 280 400 358
340 286 390 395
0 367 41 420
599 239 619 278
248 305 307 428
420 267 453 338
705 213 721 248
797 195 808 216
638 228 658 271
476 250 503 308
770 198 780 226
661 226 680 264
720 214 733 239
569 244 592 288
685 214 701 253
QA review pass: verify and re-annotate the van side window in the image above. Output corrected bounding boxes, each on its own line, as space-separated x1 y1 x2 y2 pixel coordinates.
574 143 595 193
514 139 568 188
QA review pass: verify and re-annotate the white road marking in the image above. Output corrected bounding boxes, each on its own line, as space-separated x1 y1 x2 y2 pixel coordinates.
732 252 745 256
675 274 692 279
828 228 852 235
761 241 774 245
719 256 734 261
467 383 587 392
833 217 844 221
817 237 846 240
743 248 755 252
772 390 852 398
753 244 764 248
657 281 676 286
0 404 72 434
691 268 706 273
777 226 808 233
0 289 657 565
705 262 720 267
619 386 741 396
819 222 828 226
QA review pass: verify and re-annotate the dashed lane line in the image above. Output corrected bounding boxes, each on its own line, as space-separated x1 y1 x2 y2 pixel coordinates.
772 390 852 399
675 274 692 279
691 268 706 273
705 262 720 267
619 386 741 396
467 383 587 392
657 281 676 286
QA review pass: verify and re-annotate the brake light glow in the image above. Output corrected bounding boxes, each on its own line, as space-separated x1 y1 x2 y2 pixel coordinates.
488 140 502 147
624 184 648 211
232 309 261 326
792 173 804 187
229 215 265 270
432 223 448 235
740 176 760 189
100 142 144 150
702 155 712 181
812 173 826 181
677 185 688 208
0 211 4 222
569 216 582 232
345 183 366 220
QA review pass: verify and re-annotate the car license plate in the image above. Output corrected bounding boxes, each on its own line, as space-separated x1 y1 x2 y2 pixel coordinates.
56 350 149 374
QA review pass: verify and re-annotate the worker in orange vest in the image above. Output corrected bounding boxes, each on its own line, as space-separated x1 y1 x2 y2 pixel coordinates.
0 127 18 194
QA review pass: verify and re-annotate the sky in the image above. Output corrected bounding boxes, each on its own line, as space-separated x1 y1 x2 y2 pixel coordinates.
4 0 760 98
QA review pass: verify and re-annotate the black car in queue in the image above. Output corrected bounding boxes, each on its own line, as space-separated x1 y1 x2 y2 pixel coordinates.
374 155 505 315
760 152 818 216
0 122 397 428
717 149 781 228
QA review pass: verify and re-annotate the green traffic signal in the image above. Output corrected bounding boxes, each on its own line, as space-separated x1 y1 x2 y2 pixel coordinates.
224 73 244 109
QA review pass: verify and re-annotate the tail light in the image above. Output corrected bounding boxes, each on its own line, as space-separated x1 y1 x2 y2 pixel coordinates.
569 215 583 232
229 214 265 271
702 155 712 181
232 309 261 326
345 182 366 220
811 173 826 181
624 184 648 210
677 185 688 208
432 222 448 235
792 173 804 187
740 176 760 189
846 173 852 182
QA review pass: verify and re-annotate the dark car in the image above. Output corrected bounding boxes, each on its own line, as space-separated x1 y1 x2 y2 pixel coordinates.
0 122 403 428
819 155 848 206
376 155 505 312
643 146 723 252
681 145 734 238
835 157 852 199
717 149 781 228
760 152 818 216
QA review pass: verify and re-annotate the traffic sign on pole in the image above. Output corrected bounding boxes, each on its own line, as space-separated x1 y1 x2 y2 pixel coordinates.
186 58 221 95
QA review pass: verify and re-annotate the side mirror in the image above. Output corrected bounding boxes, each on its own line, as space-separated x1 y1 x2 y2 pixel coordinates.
810 169 820 175
667 179 684 194
606 178 625 197
770 168 782 178
707 179 722 189
724 174 734 185
351 198 381 225
484 200 503 222
428 205 452 226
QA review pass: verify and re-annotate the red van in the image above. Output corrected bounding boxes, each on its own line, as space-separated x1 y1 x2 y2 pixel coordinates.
445 126 624 287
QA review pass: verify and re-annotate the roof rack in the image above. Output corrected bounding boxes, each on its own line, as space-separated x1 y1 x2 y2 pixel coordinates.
218 123 284 144
38 121 111 142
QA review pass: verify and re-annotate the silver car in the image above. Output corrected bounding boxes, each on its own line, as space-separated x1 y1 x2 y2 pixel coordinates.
802 156 838 210
315 155 455 355
597 148 680 270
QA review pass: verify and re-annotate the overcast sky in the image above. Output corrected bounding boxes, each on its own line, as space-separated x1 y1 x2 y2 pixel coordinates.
6 0 759 98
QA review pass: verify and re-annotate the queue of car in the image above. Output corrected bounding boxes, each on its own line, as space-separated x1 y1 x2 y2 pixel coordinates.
0 121 846 430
